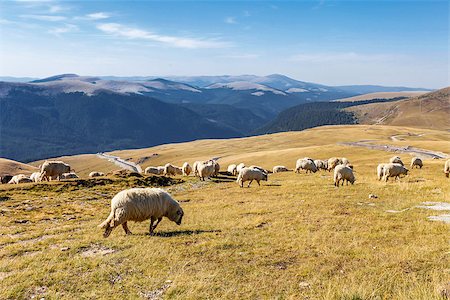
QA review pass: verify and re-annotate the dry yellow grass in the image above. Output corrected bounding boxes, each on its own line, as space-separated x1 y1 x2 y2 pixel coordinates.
334 91 428 102
0 158 38 177
2 125 449 299
346 88 450 131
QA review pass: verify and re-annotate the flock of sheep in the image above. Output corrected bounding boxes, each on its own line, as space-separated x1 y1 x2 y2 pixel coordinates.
1 156 449 237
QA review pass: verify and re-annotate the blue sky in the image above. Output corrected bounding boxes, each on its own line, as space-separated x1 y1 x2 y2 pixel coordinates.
0 0 448 88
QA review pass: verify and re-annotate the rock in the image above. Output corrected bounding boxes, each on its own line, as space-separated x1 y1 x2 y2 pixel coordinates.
60 247 70 251
369 194 378 199
299 281 310 289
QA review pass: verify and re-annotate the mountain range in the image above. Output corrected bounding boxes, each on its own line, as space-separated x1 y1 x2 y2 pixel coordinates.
0 74 433 162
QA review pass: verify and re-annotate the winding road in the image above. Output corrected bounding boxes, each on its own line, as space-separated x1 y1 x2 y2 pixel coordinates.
96 153 143 173
338 141 448 159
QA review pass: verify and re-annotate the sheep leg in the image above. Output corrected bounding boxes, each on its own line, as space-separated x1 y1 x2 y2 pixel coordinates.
248 180 253 187
153 217 162 232
122 222 132 235
149 216 156 235
257 180 260 186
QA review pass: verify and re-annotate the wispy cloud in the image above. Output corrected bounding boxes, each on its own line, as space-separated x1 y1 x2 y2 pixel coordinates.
85 12 110 20
97 23 231 49
220 53 260 59
243 10 251 17
20 14 66 21
289 52 400 63
48 23 78 35
225 16 237 24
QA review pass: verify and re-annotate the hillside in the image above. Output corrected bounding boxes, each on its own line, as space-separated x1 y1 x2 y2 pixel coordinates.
346 87 450 130
334 91 427 102
0 90 239 162
0 158 38 177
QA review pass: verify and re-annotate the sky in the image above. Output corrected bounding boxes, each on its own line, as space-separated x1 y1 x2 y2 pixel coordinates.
0 0 448 88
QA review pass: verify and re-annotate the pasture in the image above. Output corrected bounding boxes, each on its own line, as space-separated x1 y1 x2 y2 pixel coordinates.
1 125 449 299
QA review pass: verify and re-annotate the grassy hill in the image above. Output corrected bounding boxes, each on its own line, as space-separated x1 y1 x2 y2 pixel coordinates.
346 87 450 131
2 125 449 299
334 91 427 102
0 158 38 177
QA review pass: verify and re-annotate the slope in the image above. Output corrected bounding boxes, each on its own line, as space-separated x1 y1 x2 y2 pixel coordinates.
346 87 450 130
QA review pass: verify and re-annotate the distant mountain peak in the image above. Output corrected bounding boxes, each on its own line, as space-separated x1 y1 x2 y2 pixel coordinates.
31 74 80 83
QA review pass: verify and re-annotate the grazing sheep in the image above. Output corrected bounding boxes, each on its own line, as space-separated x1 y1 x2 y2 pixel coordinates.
383 163 408 182
197 161 215 181
227 164 237 176
1 175 13 184
273 165 289 173
30 172 41 182
389 156 404 166
193 161 203 177
410 157 423 169
145 166 162 175
237 167 268 188
8 174 33 184
327 157 342 171
236 163 246 174
164 164 182 176
314 160 327 171
212 161 220 177
60 172 79 179
295 158 318 173
99 188 184 237
334 165 355 187
444 159 450 178
182 162 192 176
341 157 349 165
40 160 71 181
377 163 386 181
89 171 105 178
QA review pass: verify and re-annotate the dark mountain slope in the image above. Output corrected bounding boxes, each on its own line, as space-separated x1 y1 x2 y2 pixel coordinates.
0 89 239 162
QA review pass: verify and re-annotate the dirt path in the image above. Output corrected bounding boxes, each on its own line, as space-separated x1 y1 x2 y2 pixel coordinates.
390 133 425 141
338 141 448 159
96 153 143 173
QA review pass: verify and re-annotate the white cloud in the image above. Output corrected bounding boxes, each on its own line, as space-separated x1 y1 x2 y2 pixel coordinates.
48 23 78 35
289 52 400 63
20 14 66 21
96 23 231 49
220 54 260 59
48 4 65 13
225 17 237 24
86 12 110 20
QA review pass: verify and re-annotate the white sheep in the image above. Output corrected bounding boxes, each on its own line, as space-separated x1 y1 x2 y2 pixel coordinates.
410 157 423 169
236 163 246 174
227 164 237 176
237 167 268 188
327 157 342 171
444 159 450 178
164 163 182 176
273 165 289 173
197 161 215 181
295 158 318 173
182 162 192 176
40 160 71 181
89 171 105 178
314 160 327 171
30 172 41 182
145 167 162 175
383 163 408 182
212 161 220 177
60 172 79 179
8 174 33 184
99 188 184 237
341 157 349 165
334 164 355 187
376 163 386 181
389 156 404 166
193 161 203 177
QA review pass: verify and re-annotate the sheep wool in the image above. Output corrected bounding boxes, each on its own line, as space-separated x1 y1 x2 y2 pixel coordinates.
334 165 355 187
182 162 192 176
237 167 268 187
410 157 423 169
40 160 71 181
273 166 289 173
383 163 408 182
99 188 184 237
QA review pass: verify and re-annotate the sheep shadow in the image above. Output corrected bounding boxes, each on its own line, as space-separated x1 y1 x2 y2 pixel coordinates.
210 176 236 183
265 183 282 187
150 229 221 238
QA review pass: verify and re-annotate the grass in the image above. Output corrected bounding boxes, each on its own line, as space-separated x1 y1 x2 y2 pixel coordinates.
1 125 449 299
